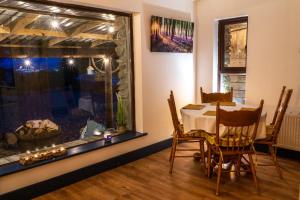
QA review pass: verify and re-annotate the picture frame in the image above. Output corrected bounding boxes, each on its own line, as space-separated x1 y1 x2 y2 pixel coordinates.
150 16 194 53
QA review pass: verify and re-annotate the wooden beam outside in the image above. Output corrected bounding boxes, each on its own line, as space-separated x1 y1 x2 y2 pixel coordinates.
0 44 86 49
91 40 111 48
0 34 9 42
48 21 104 46
10 13 40 33
0 27 113 41
0 46 115 58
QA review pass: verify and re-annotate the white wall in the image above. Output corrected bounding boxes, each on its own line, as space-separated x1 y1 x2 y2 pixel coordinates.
196 0 300 118
0 0 195 194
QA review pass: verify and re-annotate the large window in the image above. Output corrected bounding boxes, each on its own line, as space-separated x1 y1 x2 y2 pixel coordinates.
0 1 134 163
218 17 248 103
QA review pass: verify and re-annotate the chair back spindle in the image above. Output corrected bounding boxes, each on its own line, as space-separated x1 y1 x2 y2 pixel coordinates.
271 89 293 144
271 86 286 125
168 91 182 135
215 100 264 151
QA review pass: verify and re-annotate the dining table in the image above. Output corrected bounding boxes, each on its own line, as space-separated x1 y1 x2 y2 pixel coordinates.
180 102 268 140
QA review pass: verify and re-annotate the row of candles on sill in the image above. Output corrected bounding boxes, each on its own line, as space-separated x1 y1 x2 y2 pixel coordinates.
25 144 66 157
20 144 67 165
24 132 113 155
20 133 113 165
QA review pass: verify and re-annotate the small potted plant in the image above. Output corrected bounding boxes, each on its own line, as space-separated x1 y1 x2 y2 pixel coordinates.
116 92 126 133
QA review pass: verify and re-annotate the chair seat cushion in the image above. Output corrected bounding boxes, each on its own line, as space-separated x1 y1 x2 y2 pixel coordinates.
181 129 207 138
205 133 253 147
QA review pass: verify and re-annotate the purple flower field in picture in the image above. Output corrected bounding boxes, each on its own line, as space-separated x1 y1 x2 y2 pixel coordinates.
151 16 194 53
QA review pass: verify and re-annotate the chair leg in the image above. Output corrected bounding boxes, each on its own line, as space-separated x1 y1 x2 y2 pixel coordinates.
236 154 241 177
200 140 206 168
169 132 176 162
207 145 212 178
248 153 259 193
269 145 283 179
216 157 223 196
169 138 177 174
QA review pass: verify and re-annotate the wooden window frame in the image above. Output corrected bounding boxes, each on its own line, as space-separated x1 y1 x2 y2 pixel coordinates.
218 17 248 74
218 17 248 92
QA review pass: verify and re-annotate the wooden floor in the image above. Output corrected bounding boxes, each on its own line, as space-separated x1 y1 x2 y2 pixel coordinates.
36 144 300 200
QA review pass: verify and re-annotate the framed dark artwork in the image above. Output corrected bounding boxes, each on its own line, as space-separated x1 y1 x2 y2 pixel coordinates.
151 16 194 53
218 17 248 73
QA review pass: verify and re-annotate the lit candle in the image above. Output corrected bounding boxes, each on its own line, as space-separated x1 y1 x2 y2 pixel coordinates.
26 150 31 154
25 157 29 160
104 132 112 141
52 150 56 153
52 144 56 148
59 147 65 151
34 154 38 158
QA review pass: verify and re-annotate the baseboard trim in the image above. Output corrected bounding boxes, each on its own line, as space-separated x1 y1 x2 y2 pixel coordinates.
255 144 300 161
1 138 172 200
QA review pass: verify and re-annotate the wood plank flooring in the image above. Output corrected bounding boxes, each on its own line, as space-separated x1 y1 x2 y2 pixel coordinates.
35 144 300 200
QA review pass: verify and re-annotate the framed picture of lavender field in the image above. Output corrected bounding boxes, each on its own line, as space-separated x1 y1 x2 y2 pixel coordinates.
151 16 194 53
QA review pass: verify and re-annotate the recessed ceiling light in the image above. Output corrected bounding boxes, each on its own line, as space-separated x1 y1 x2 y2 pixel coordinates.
50 19 59 28
68 58 75 65
103 57 109 64
108 26 115 33
51 6 61 13
24 59 31 66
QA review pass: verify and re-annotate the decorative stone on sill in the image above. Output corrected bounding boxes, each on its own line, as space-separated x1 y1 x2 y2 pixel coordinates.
19 146 67 165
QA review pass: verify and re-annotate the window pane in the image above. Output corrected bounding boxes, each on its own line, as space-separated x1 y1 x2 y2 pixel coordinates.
0 2 133 161
220 74 246 104
224 22 247 68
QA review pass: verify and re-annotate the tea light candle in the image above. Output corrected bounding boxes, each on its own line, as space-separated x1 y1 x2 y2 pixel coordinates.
26 150 31 154
59 147 65 151
34 154 38 158
52 144 56 148
104 132 112 142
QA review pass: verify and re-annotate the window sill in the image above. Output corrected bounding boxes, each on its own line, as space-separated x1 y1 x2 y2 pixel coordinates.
0 131 147 177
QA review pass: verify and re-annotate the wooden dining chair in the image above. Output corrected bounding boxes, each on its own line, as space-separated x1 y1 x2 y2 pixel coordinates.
255 89 293 179
206 100 264 195
200 87 233 103
271 86 286 125
168 91 206 174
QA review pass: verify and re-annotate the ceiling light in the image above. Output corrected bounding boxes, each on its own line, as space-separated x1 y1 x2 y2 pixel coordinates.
24 59 31 66
17 1 24 5
108 26 115 33
103 57 109 64
68 58 75 65
50 19 59 28
51 6 61 13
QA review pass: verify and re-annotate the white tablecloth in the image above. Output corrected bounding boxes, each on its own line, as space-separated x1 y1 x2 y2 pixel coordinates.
180 104 267 140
